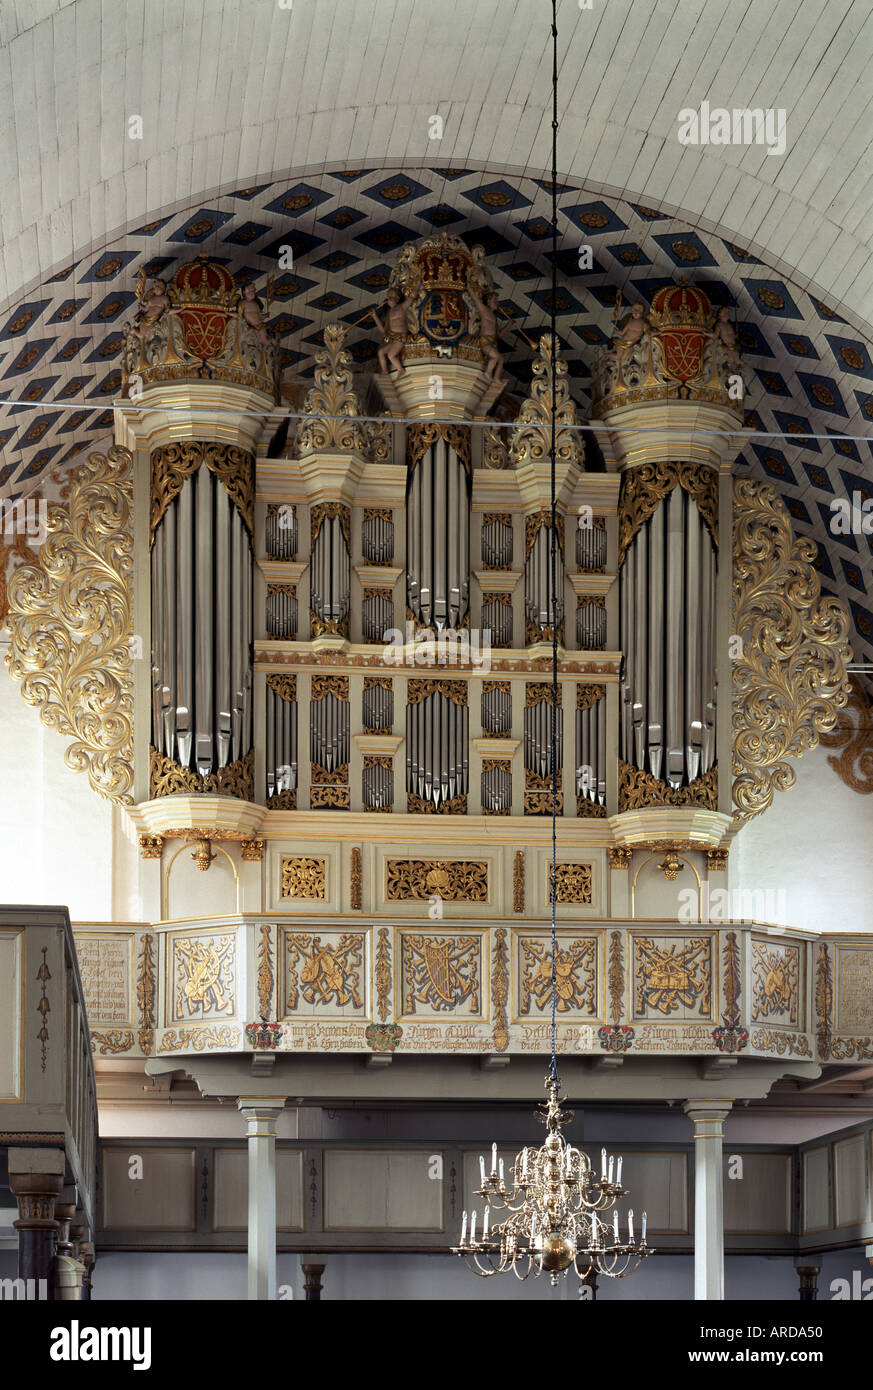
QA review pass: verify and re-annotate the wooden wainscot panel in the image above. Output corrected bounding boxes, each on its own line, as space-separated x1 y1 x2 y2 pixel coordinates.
323 1150 443 1231
629 932 716 1024
802 1146 830 1234
724 1153 793 1234
101 1145 197 1232
395 928 488 1022
751 937 804 1030
617 1152 689 1234
511 929 603 1025
833 1133 869 1229
0 928 24 1102
212 1148 304 1232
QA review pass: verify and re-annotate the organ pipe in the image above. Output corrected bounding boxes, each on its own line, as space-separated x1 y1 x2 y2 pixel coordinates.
406 436 470 631
405 691 468 807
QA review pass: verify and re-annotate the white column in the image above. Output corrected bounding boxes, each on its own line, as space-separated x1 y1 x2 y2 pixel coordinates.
684 1101 732 1300
238 1098 285 1301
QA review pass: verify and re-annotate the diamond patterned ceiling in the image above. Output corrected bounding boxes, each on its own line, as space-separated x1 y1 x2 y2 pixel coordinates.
1 166 871 669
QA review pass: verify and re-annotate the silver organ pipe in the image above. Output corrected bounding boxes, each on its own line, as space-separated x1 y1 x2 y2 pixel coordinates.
310 512 350 629
362 759 393 809
266 587 298 640
175 478 194 769
265 505 297 559
363 683 393 732
194 465 214 777
482 760 511 812
618 476 718 789
482 518 512 568
525 700 562 781
265 684 297 801
481 597 512 647
576 600 606 650
362 512 394 563
310 693 349 776
577 522 606 571
150 455 253 779
525 523 564 636
405 691 468 807
406 439 470 631
481 684 511 735
576 694 606 809
362 592 394 643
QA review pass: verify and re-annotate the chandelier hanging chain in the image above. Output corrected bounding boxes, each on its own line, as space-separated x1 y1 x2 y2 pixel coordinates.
549 0 560 1087
452 0 651 1288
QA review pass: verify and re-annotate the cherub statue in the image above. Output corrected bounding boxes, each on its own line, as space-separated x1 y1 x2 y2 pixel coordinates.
711 305 740 367
612 301 649 363
238 282 270 346
466 277 505 383
131 272 170 340
370 278 420 376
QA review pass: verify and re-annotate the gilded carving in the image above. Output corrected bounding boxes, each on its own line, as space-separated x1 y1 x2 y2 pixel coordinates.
376 928 391 1023
408 422 471 473
608 931 624 1024
311 673 349 702
481 758 511 815
258 925 273 1023
91 1030 135 1055
547 863 593 904
266 673 297 702
350 847 363 910
309 501 351 553
750 1029 813 1058
508 333 583 469
297 323 369 454
407 678 468 706
706 848 728 871
618 759 718 811
37 947 51 1072
285 933 364 1010
6 446 134 804
513 851 525 913
492 928 509 1052
172 934 236 1020
752 941 799 1023
633 936 712 1017
150 441 253 543
407 791 467 814
139 835 164 859
732 478 851 823
311 784 351 809
618 461 718 566
577 796 608 817
526 681 562 707
149 746 254 801
281 857 326 899
723 930 741 1022
401 934 480 1014
137 934 155 1054
483 426 509 470
829 1036 873 1061
819 675 873 794
157 1025 239 1052
815 943 833 1059
240 839 265 862
519 936 595 1014
386 859 487 902
608 847 632 870
577 683 606 711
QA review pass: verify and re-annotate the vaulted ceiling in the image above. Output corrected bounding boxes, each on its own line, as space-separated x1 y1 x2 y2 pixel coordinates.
0 0 871 668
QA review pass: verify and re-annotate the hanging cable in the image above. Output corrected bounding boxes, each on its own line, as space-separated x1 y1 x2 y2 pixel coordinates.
548 0 560 1087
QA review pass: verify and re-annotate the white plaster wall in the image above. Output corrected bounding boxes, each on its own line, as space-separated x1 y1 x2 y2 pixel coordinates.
729 744 873 935
0 643 139 922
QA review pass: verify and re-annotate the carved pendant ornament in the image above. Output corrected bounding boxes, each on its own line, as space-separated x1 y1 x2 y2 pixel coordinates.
731 479 851 822
6 446 135 804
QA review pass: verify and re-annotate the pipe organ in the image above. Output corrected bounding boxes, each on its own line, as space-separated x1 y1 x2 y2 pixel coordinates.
119 251 751 856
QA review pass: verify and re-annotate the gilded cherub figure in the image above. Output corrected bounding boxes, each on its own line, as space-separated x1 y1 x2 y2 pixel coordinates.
370 278 420 376
131 273 170 340
238 282 270 346
711 305 740 368
466 279 505 383
612 301 650 363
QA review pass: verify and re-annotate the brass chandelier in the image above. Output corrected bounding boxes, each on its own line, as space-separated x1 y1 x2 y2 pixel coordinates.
452 0 651 1290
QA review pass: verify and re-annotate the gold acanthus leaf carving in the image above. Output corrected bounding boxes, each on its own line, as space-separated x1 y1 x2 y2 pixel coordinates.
266 673 297 703
407 678 468 706
310 501 351 553
608 931 624 1025
819 674 873 794
385 859 487 902
350 846 363 910
297 323 369 454
375 927 391 1022
149 746 254 801
6 446 135 804
513 851 525 913
150 441 253 544
618 461 718 567
407 792 467 815
257 925 273 1022
508 333 583 469
618 759 718 811
407 422 471 473
525 509 565 561
311 673 349 702
732 479 851 823
492 928 509 1052
577 683 606 710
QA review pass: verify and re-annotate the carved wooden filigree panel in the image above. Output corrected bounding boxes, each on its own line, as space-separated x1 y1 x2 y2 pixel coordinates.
170 932 237 1024
281 856 327 899
631 935 713 1021
547 863 593 905
385 859 487 902
281 929 367 1019
751 939 801 1027
398 931 482 1017
514 933 598 1020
